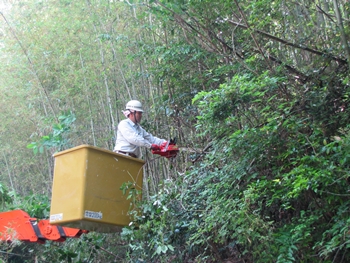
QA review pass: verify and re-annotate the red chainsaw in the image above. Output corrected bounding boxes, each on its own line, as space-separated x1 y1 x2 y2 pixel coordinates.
152 138 179 158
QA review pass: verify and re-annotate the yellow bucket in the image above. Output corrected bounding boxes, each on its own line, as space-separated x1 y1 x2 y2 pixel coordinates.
49 145 144 232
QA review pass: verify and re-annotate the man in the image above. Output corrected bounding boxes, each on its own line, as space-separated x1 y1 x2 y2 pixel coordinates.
113 100 167 158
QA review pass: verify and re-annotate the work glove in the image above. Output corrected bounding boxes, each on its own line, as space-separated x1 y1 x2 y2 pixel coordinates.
151 144 161 151
160 141 168 149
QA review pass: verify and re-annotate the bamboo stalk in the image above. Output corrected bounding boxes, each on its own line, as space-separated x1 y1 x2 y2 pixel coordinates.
2 151 15 192
332 0 350 68
0 12 58 122
79 50 97 146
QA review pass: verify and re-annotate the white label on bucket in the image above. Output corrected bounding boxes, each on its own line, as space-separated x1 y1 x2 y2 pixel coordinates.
84 210 103 220
50 213 63 222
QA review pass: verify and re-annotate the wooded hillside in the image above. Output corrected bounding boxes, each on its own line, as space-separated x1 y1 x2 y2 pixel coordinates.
1 0 350 262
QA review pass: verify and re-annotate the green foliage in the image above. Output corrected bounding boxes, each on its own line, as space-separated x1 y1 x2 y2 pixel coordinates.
4 193 50 219
0 183 14 211
27 111 76 154
274 211 321 263
188 70 350 262
192 72 282 137
315 201 350 260
121 179 188 262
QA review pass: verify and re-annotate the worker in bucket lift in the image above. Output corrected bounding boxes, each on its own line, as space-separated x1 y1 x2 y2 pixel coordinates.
113 100 167 158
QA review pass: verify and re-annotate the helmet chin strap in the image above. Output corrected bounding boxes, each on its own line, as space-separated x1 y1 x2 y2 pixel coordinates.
131 110 138 124
133 111 138 124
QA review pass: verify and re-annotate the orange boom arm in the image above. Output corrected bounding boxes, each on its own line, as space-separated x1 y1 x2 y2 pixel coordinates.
0 210 88 244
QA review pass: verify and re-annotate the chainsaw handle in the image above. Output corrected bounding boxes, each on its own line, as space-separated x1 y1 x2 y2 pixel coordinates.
169 137 177 145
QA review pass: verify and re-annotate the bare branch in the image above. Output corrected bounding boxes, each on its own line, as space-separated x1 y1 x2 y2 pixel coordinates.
226 19 348 66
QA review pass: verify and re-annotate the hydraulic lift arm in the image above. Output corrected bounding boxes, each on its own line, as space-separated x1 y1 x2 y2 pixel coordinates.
0 210 88 244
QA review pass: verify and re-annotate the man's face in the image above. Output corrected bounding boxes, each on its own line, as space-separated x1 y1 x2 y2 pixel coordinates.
135 111 143 123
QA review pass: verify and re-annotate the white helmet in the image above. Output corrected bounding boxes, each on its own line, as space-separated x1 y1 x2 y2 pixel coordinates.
125 100 144 112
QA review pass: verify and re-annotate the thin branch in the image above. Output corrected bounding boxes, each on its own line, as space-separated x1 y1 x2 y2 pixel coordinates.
152 1 228 56
316 4 336 23
226 19 348 65
233 0 272 70
321 191 350 197
267 54 309 82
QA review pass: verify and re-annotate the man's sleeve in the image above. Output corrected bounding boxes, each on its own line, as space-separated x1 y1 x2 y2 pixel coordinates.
142 127 166 145
118 121 153 148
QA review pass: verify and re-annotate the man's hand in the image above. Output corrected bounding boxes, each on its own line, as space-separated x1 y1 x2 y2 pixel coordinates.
160 141 168 149
151 144 161 151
